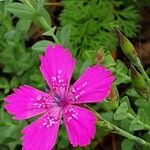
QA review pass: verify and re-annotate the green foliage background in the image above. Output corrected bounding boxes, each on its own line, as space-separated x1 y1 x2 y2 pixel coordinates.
0 0 150 150
59 0 139 57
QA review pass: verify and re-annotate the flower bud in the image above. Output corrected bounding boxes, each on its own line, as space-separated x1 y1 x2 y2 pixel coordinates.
130 65 149 99
116 29 137 58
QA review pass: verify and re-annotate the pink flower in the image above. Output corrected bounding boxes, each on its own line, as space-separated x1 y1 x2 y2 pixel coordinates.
5 44 115 150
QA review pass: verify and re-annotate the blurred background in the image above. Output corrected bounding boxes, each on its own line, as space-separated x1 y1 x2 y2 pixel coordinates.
0 0 150 150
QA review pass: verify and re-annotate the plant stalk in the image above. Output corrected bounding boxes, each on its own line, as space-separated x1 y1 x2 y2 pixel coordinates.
87 105 150 148
98 120 150 147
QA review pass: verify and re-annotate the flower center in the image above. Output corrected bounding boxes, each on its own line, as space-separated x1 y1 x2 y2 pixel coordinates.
53 92 68 108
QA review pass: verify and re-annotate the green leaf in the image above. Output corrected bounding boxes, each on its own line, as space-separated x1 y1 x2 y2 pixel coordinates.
129 117 144 131
57 25 71 48
121 96 135 116
57 125 69 149
126 88 140 98
16 19 32 36
0 121 22 148
85 50 96 61
4 30 18 41
59 0 139 58
138 109 150 125
103 52 116 68
38 8 51 28
115 60 131 85
43 26 56 36
129 108 150 131
121 139 134 150
114 102 128 120
10 77 19 89
5 2 36 19
0 93 5 101
73 59 83 79
101 111 114 122
80 59 93 74
0 77 10 94
0 124 18 143
115 73 131 85
32 40 54 51
134 99 150 122
38 0 45 10
30 74 42 82
120 118 132 131
0 108 12 125
135 98 150 109
116 60 128 73
143 132 150 149
102 100 119 111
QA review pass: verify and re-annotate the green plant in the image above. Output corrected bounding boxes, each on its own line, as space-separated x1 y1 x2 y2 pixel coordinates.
0 0 150 150
59 0 139 57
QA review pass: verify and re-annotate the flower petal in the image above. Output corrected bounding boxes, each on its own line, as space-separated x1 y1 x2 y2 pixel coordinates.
63 105 96 147
22 107 62 150
39 44 75 95
4 85 55 120
68 65 115 103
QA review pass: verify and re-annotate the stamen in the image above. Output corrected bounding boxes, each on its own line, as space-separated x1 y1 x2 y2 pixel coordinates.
58 69 62 74
71 81 87 100
51 69 68 98
40 114 58 128
32 95 52 109
65 107 78 123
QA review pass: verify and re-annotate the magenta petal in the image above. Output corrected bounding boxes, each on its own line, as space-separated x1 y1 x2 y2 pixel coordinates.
22 107 61 150
63 105 96 147
4 85 55 120
39 44 75 93
68 65 115 104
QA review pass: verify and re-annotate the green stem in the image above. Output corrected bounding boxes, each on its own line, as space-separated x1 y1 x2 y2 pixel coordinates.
0 13 12 31
98 120 150 147
52 34 60 44
86 105 150 147
36 16 51 31
36 17 60 43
